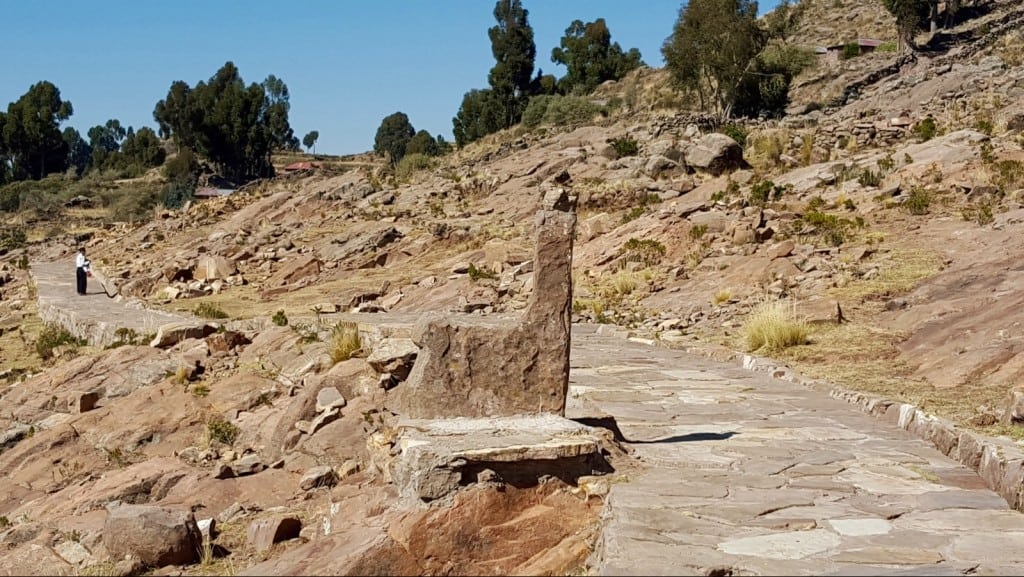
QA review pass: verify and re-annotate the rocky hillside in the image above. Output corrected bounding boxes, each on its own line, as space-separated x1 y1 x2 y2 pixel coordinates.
1 0 1024 574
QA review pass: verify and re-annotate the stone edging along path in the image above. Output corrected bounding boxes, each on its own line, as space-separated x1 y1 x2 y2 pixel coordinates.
608 327 1024 513
729 345 1024 512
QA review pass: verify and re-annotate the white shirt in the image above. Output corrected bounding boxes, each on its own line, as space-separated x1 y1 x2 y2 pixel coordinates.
76 252 88 269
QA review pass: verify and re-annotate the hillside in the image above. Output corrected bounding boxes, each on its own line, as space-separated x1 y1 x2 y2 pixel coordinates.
2 0 1024 574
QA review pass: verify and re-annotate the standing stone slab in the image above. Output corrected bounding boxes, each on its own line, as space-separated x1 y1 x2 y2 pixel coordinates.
397 189 576 419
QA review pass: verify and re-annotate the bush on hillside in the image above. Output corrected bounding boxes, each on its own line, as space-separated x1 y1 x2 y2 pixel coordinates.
722 124 748 148
522 95 604 129
395 153 434 180
35 323 84 360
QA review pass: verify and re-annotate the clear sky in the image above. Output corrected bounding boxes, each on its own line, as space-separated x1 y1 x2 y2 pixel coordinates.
2 1 782 157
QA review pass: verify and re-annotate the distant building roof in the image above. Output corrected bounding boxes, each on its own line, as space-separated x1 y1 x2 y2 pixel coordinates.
283 161 319 171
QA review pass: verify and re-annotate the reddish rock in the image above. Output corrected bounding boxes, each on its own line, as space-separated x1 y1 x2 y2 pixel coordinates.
68 390 100 413
103 504 201 568
247 516 302 553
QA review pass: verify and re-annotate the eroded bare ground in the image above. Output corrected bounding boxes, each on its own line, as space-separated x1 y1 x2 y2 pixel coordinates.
2 0 1024 574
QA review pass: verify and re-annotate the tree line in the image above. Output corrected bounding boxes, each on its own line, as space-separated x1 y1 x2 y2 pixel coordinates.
2 0 955 199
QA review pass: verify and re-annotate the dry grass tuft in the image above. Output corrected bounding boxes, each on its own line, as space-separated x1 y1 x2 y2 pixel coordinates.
329 321 362 364
611 271 638 296
743 299 810 353
712 289 732 306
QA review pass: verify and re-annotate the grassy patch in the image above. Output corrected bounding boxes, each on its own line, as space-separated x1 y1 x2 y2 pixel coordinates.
828 248 944 302
743 299 810 353
769 319 1010 434
194 302 230 319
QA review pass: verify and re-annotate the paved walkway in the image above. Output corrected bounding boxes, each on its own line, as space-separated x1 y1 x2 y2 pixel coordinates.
570 325 1024 575
26 266 1024 574
30 261 192 348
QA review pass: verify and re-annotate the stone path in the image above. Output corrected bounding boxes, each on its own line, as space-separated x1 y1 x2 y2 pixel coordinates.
570 325 1024 576
27 263 1024 574
30 260 192 348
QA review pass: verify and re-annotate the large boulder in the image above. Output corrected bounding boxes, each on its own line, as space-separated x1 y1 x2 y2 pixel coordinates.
194 255 237 282
149 321 219 348
685 133 748 175
103 504 202 568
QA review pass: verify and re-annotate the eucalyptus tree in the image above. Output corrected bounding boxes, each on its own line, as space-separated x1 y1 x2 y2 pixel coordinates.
1 81 73 180
302 130 319 154
374 112 415 166
551 18 643 94
154 62 296 181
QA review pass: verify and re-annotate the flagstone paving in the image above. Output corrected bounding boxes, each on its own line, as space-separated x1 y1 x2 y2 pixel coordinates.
569 324 1024 576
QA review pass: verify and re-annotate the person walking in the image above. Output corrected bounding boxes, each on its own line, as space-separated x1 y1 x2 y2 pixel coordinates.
75 247 91 295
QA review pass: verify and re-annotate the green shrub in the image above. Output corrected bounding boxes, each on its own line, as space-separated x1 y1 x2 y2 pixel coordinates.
206 415 239 446
467 263 497 282
961 202 994 226
748 179 787 207
0 226 27 251
608 137 639 158
0 184 20 212
995 159 1024 190
689 224 709 240
711 180 742 203
35 323 84 360
620 206 646 224
877 153 896 173
722 123 748 148
801 210 860 246
522 95 556 128
542 96 604 127
905 186 932 215
841 42 861 59
107 327 141 349
194 302 229 319
395 153 433 180
524 94 605 129
877 41 898 53
271 309 288 326
857 168 882 187
621 238 666 266
161 181 194 210
911 117 937 142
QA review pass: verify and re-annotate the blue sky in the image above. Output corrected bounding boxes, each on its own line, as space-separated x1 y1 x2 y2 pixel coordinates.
2 1 782 157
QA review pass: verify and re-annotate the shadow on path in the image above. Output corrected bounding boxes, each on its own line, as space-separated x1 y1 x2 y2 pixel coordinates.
573 416 738 444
